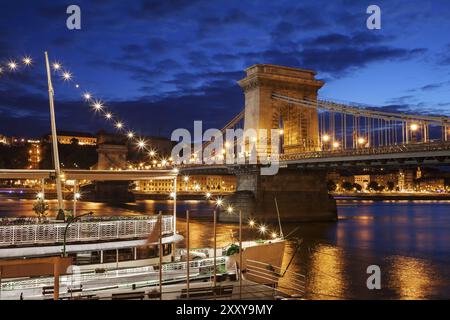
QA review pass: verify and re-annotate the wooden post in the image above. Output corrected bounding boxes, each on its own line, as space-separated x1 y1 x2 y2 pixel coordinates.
213 210 217 294
186 210 190 299
239 210 243 300
159 211 163 300
73 180 78 217
53 258 60 300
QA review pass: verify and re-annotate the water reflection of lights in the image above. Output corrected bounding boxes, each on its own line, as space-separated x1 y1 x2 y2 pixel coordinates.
309 245 345 299
389 256 433 299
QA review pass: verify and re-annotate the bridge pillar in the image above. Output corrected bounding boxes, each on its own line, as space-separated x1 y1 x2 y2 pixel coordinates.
219 167 337 223
90 132 134 203
238 64 323 154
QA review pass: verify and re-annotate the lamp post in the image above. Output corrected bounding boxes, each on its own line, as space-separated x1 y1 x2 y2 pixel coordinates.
62 211 93 257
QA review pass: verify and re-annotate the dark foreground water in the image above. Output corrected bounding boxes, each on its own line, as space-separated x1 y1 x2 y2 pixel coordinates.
1 196 449 300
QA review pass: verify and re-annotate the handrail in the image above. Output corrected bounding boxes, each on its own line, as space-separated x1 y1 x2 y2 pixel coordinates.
0 216 173 247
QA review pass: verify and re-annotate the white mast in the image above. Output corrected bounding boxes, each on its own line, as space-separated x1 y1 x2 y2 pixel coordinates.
44 51 64 216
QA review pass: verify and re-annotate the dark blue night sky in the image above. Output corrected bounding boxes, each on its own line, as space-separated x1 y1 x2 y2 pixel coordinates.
0 0 450 137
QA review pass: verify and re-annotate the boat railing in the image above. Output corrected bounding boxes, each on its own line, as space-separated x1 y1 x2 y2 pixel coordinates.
0 216 173 247
1 256 228 291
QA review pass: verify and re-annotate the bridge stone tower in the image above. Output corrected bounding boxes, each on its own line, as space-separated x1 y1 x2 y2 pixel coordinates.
92 131 134 203
221 64 336 223
238 64 323 154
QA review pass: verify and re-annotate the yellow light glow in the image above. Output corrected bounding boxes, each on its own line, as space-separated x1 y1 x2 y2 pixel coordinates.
137 140 146 149
22 56 32 66
183 176 189 182
62 71 72 81
227 206 233 213
216 198 223 207
83 92 92 100
92 101 103 111
333 141 340 148
410 123 419 131
52 62 61 70
74 192 81 200
127 132 134 138
322 134 330 142
205 192 211 199
105 113 112 119
115 122 123 129
279 129 284 135
149 150 156 157
259 225 267 234
248 220 255 227
8 61 18 71
271 232 277 239
358 137 366 145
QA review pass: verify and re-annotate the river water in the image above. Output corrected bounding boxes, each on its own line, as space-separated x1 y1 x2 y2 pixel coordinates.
1 196 449 300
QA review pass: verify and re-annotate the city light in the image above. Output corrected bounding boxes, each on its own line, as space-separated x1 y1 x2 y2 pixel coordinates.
227 206 233 213
149 150 156 157
0 67 3 74
322 134 330 142
36 192 43 199
83 92 92 101
358 137 366 145
137 139 146 149
92 101 103 111
127 132 134 138
271 232 277 239
62 71 72 81
8 60 18 71
258 225 267 234
215 198 223 207
279 129 284 135
161 159 167 166
248 219 255 227
410 123 419 131
183 176 189 182
22 56 32 66
172 168 179 174
170 192 176 198
205 192 211 199
333 141 340 149
115 122 123 129
74 192 81 200
105 112 112 119
52 62 61 70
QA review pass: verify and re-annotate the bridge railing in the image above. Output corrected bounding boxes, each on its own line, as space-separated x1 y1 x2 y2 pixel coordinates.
0 216 173 247
281 140 450 161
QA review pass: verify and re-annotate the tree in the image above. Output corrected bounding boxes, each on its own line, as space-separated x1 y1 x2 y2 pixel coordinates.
342 181 353 191
32 198 49 223
368 181 379 191
387 181 395 191
327 180 337 192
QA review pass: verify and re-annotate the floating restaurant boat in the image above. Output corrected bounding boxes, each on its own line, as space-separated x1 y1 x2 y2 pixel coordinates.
0 215 182 272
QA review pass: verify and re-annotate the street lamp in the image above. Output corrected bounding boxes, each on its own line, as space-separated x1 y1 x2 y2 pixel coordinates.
410 123 419 131
62 211 93 257
358 137 366 145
